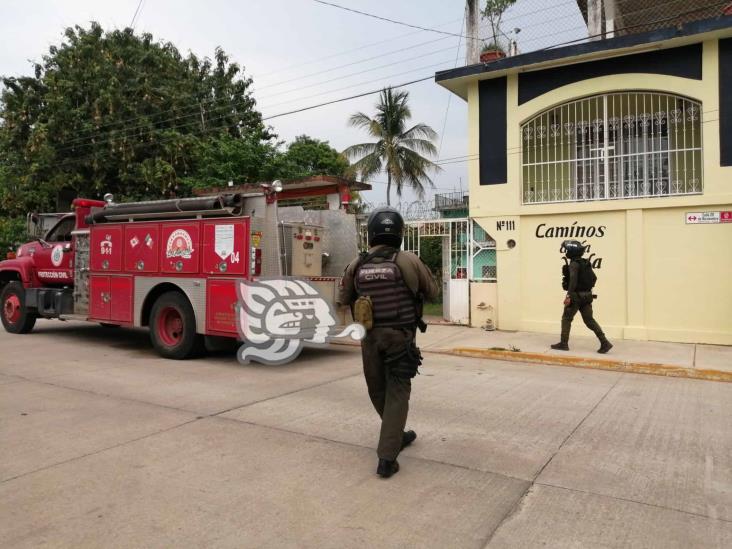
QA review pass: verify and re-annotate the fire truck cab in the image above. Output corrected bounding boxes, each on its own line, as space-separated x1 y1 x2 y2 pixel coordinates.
0 188 326 359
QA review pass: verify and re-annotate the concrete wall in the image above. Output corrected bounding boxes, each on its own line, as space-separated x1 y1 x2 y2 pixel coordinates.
466 39 732 344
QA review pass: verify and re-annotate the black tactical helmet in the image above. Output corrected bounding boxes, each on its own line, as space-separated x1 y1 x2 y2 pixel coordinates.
562 240 586 259
367 206 404 248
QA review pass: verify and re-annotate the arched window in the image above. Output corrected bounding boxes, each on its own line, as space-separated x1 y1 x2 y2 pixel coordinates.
521 92 702 204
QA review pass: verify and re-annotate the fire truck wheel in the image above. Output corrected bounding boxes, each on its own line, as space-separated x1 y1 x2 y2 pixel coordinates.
149 291 205 359
1 281 37 334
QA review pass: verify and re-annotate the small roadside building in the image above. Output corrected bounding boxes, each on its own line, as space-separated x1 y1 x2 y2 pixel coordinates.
435 16 732 345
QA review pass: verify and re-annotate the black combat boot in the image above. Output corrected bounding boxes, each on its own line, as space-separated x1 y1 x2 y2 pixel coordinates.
377 459 400 478
551 342 569 351
597 339 613 354
401 430 417 450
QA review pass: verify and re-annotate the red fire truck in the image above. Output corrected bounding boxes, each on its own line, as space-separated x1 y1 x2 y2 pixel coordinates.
0 186 334 359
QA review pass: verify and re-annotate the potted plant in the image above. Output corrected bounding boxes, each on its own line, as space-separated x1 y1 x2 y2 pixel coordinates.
481 0 515 62
480 42 506 63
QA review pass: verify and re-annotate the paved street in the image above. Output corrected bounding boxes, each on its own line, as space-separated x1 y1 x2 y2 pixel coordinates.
1 320 731 548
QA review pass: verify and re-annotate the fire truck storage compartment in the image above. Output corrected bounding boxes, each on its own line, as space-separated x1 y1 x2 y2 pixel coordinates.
160 222 200 274
201 219 250 276
90 225 122 272
124 224 159 273
280 223 324 277
89 275 133 323
207 279 239 334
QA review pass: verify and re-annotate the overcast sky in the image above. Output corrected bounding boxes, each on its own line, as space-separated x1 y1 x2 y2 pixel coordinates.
1 0 586 206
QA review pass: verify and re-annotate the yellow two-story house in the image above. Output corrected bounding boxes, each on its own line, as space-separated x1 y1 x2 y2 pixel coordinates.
436 15 732 345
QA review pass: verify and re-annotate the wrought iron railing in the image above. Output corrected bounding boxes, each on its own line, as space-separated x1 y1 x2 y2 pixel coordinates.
521 92 703 204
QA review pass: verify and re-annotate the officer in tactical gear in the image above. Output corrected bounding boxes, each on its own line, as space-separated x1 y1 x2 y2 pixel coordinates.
551 240 613 354
338 207 438 478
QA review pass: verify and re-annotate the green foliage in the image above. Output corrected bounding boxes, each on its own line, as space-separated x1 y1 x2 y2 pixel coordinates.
180 133 282 192
0 216 25 252
277 135 350 179
343 88 439 205
181 134 350 192
418 236 443 307
482 0 516 51
0 22 270 215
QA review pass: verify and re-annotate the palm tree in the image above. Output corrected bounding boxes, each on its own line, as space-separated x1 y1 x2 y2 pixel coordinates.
343 88 440 205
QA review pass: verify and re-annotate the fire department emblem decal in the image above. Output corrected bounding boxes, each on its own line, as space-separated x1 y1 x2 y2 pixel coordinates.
166 229 193 259
236 278 365 365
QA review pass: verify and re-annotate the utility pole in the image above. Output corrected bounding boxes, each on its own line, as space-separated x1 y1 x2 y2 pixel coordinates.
465 0 482 65
588 0 603 39
604 0 618 38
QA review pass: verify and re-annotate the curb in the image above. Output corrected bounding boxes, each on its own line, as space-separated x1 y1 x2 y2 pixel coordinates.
432 347 732 383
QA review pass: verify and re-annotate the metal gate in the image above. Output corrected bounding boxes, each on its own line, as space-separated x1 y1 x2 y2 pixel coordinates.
359 217 496 325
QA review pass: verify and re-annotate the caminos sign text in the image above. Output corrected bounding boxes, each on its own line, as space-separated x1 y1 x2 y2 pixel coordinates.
535 221 606 269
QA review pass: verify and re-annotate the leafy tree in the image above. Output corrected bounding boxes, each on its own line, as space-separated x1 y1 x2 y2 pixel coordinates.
180 133 282 192
343 88 439 205
277 135 349 179
0 22 271 217
0 216 25 253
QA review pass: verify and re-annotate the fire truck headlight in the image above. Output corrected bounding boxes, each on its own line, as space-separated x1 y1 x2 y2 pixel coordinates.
272 180 283 193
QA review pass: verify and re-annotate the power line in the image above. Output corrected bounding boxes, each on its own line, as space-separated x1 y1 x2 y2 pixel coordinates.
129 0 145 28
256 35 452 91
262 76 434 121
257 17 464 78
438 8 466 158
310 0 482 42
258 58 459 111
257 43 463 100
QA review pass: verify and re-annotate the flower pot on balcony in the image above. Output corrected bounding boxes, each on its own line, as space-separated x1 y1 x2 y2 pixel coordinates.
480 49 506 63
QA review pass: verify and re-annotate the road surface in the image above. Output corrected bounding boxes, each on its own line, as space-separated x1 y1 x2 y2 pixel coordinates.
1 320 730 548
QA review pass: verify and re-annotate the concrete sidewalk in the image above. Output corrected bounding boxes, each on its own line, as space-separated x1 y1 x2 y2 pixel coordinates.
417 323 732 382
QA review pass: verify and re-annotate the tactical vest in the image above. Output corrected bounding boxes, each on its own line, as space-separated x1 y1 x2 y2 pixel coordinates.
355 249 416 328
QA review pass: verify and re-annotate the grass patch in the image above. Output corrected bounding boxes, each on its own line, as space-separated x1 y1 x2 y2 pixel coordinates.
423 301 443 317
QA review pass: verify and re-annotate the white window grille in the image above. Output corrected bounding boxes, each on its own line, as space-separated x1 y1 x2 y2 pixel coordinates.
521 92 703 204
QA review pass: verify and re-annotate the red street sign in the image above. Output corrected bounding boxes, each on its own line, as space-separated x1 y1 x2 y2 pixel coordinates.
721 211 732 223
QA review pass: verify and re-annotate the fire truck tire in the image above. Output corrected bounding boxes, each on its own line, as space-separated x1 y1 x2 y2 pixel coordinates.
149 291 205 359
99 323 120 328
1 281 37 334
